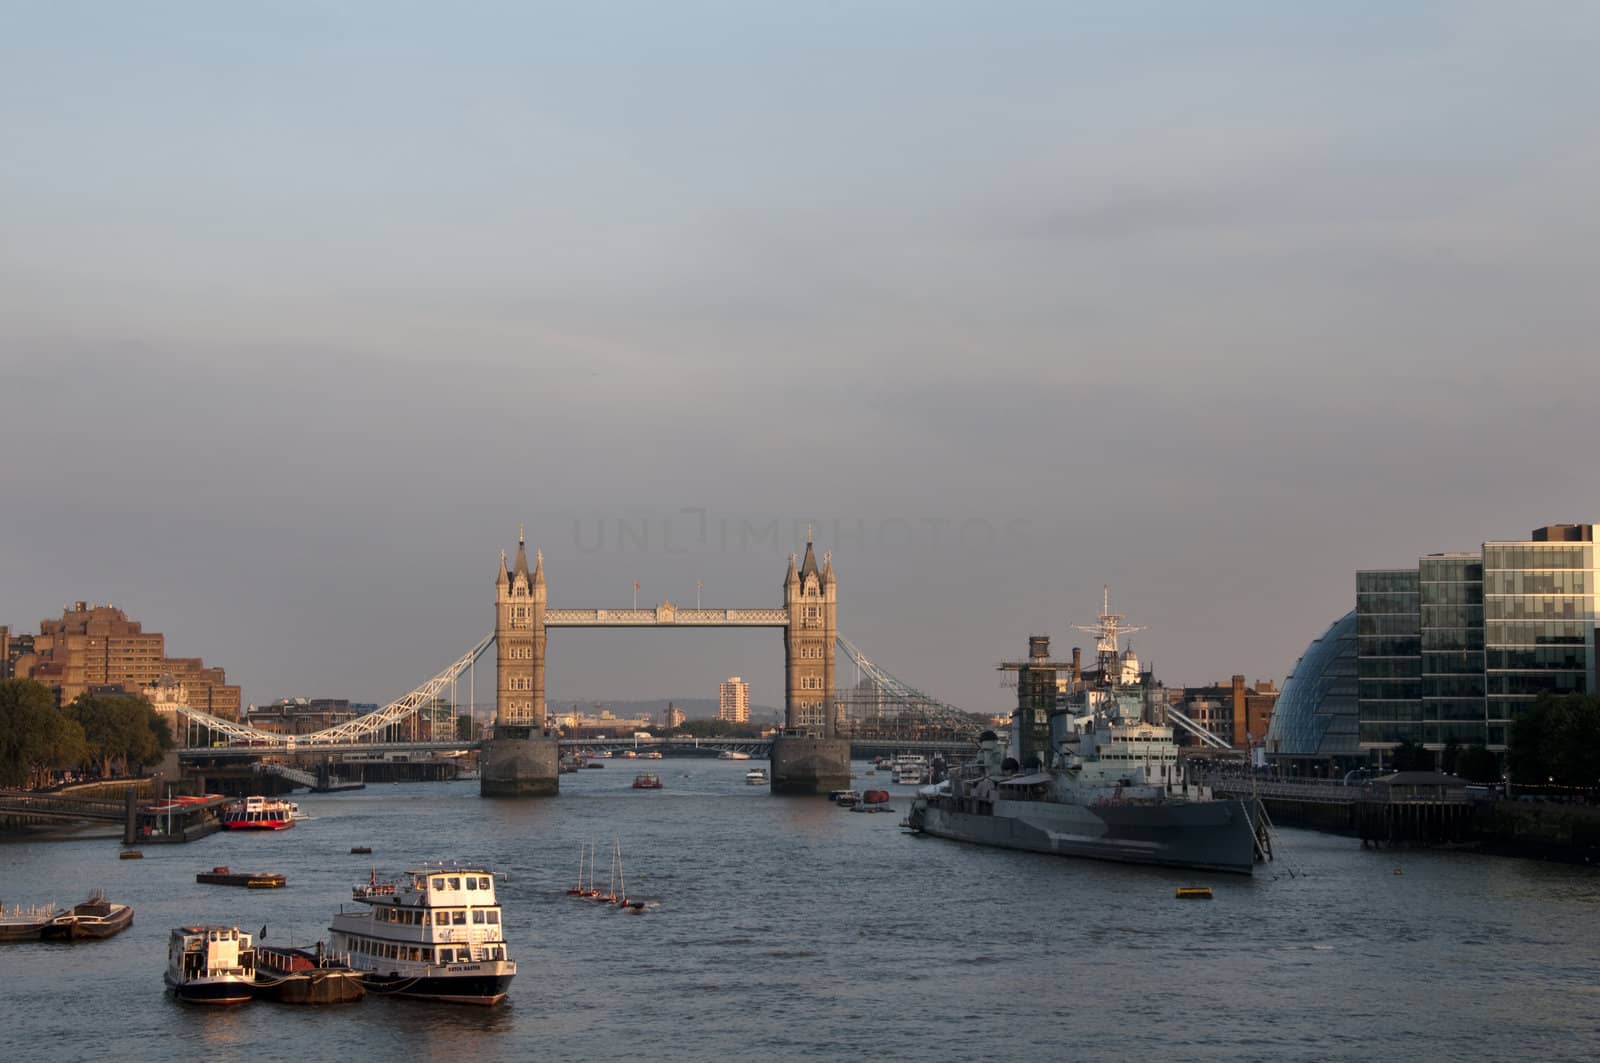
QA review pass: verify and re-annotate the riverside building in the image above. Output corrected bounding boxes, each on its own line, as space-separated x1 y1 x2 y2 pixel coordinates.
8 602 241 718
1353 523 1597 756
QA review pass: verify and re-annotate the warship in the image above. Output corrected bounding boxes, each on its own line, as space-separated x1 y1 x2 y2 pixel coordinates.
907 592 1266 875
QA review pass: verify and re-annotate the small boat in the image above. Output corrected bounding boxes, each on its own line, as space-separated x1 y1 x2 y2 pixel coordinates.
197 866 287 889
42 892 134 940
631 773 663 790
350 846 372 855
831 789 862 807
119 849 144 860
166 925 257 1005
254 944 366 1004
220 795 295 831
0 902 66 943
1175 886 1214 900
861 790 891 805
718 750 751 761
642 751 664 760
745 768 769 785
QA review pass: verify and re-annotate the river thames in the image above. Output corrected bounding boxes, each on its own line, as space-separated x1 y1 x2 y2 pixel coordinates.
2 760 1597 1062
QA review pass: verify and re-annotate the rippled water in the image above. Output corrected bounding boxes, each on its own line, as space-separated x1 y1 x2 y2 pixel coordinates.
2 760 1598 1062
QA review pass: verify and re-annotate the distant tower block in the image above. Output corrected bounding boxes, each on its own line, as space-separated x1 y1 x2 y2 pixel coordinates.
482 527 558 798
772 532 849 795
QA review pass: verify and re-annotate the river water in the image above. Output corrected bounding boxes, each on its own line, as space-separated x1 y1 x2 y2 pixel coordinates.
2 760 1597 1063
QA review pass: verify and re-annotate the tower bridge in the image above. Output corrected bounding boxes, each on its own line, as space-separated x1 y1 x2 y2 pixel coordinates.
175 530 983 796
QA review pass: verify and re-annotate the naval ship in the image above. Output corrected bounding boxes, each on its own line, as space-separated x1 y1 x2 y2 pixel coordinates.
907 593 1265 875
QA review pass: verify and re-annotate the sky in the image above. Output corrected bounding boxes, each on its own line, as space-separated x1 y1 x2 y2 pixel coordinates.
4 2 1600 716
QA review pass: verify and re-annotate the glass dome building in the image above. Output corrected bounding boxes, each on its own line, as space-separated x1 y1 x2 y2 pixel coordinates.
1265 610 1364 775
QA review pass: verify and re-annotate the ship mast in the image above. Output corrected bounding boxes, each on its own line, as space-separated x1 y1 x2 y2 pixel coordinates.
1072 586 1147 690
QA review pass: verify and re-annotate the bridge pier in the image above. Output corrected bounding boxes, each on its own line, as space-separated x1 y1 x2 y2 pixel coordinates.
769 735 851 796
479 727 560 798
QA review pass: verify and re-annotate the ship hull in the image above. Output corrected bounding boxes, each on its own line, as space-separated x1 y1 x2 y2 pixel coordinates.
360 970 514 1006
913 795 1259 875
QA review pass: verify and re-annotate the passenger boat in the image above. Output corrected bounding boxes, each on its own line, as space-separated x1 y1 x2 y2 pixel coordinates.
0 902 66 943
717 750 751 761
330 864 516 1005
254 944 367 1004
745 768 769 785
892 755 929 785
165 925 257 1005
220 795 295 830
41 892 134 940
631 773 663 789
642 750 664 759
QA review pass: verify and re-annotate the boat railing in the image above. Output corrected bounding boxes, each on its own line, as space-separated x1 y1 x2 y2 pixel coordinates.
353 883 397 900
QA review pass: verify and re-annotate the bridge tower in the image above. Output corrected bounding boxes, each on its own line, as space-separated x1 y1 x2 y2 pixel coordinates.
481 528 559 797
771 533 850 794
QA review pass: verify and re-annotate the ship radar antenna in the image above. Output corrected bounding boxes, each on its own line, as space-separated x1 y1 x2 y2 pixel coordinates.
1071 585 1147 681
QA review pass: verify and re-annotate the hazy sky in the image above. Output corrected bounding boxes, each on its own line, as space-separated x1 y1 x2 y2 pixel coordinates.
5 2 1600 715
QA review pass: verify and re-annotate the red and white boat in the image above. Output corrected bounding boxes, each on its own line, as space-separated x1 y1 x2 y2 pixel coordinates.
220 795 295 831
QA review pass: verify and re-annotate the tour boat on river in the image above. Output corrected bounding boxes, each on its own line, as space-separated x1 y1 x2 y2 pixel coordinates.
330 864 516 1005
220 795 295 830
632 773 664 789
165 925 257 1005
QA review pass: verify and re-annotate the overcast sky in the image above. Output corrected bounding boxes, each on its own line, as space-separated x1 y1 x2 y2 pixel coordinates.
4 2 1599 715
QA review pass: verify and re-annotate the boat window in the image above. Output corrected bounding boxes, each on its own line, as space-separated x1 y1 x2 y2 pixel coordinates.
435 911 449 926
439 948 453 963
466 877 477 891
452 910 466 925
448 877 461 890
472 910 485 924
487 910 499 925
432 877 444 890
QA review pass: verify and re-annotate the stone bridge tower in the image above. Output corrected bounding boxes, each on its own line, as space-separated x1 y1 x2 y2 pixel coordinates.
483 528 558 797
783 533 837 735
494 527 546 730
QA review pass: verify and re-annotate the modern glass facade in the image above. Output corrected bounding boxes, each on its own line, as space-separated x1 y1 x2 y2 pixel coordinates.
1419 554 1485 746
1356 570 1420 746
1356 525 1599 752
1266 610 1358 759
1482 538 1598 747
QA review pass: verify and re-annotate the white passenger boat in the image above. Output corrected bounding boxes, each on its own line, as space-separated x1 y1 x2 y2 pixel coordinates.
892 755 929 785
718 750 751 761
165 925 257 1005
745 768 769 785
330 864 516 1005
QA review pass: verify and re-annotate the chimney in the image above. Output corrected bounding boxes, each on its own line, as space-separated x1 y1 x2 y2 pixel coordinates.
1071 647 1082 681
1231 674 1247 749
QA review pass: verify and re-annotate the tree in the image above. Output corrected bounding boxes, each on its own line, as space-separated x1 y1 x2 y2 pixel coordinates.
1457 744 1500 785
0 679 79 787
1389 740 1432 773
1508 693 1600 789
1441 736 1461 775
69 693 170 778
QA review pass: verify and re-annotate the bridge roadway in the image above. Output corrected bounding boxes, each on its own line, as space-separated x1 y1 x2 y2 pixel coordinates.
179 735 976 763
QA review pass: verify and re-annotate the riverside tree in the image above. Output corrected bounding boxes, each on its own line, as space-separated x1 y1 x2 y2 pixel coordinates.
0 678 87 788
68 692 173 779
1507 692 1600 790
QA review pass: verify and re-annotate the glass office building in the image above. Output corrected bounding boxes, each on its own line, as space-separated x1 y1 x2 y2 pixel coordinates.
1483 533 1598 747
1265 610 1360 772
1356 524 1598 753
1356 570 1420 747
